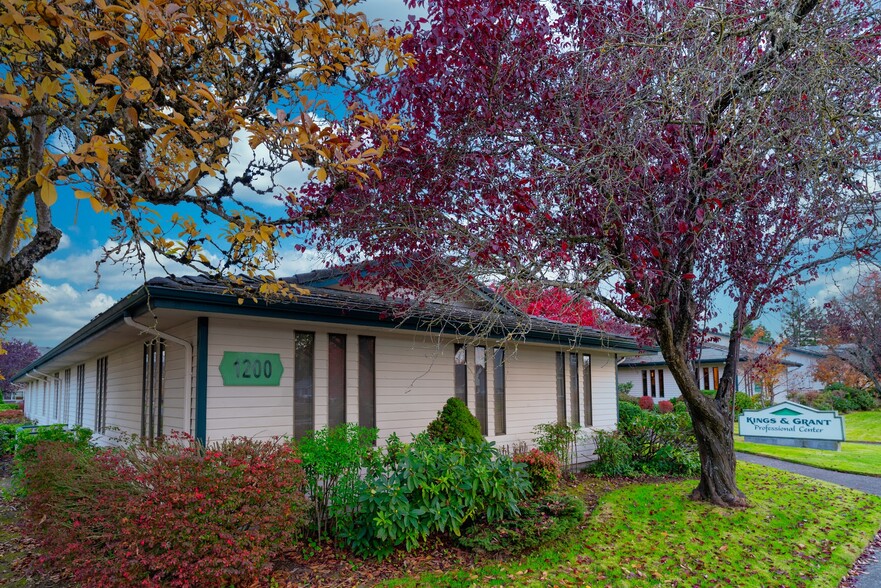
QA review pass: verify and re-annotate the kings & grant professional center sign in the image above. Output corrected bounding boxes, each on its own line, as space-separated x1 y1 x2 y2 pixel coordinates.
738 401 845 451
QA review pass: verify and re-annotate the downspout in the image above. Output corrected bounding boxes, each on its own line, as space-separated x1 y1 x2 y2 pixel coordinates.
124 315 193 436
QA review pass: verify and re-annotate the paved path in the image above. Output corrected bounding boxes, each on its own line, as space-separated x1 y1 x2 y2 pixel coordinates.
736 452 881 588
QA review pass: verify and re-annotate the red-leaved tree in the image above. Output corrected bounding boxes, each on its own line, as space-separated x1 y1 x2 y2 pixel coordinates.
0 338 41 400
299 0 881 506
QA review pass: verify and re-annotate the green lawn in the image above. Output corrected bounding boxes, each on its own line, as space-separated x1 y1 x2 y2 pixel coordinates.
385 463 881 587
845 410 881 443
734 439 881 476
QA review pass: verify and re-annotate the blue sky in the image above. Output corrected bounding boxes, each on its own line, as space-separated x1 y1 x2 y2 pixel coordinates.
5 0 865 349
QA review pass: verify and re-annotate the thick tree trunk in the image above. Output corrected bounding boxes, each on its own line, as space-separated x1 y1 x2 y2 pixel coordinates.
657 319 748 508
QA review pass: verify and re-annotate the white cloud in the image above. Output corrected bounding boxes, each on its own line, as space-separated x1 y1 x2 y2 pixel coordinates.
5 280 119 347
813 260 880 304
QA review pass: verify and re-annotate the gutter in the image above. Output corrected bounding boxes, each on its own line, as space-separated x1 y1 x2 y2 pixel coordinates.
123 315 193 437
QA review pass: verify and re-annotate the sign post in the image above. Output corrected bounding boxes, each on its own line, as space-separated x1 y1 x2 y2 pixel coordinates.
738 401 845 451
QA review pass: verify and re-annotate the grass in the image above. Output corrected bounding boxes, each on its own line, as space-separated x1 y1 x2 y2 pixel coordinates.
734 439 881 476
385 463 881 587
845 410 881 443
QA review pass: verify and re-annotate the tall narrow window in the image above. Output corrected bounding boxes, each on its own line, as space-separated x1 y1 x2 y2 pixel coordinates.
493 348 506 435
75 364 85 427
569 353 580 425
42 379 47 415
474 346 487 435
650 369 657 397
642 370 648 396
583 354 593 426
658 369 665 398
328 334 347 428
703 367 710 390
95 356 108 434
555 352 566 424
142 339 166 443
454 344 467 403
712 367 720 391
63 369 71 423
53 372 60 420
358 336 376 430
294 331 315 439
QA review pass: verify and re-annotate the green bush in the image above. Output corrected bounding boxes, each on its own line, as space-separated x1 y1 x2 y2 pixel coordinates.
591 429 635 477
0 402 21 411
297 424 378 540
790 385 877 413
14 425 93 490
0 423 22 456
532 421 580 471
426 397 484 445
735 391 763 415
513 449 561 495
341 435 529 559
618 401 643 424
458 493 585 554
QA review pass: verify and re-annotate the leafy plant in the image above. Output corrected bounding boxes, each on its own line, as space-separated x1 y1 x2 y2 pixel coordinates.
658 400 674 414
426 397 484 445
14 424 92 490
532 422 580 471
513 449 562 495
21 434 309 588
297 424 378 540
341 435 529 559
637 396 655 410
591 429 635 477
0 423 22 456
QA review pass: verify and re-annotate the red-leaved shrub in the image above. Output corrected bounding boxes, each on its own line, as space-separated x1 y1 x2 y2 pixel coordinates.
658 400 674 414
637 396 655 410
513 449 562 495
22 434 309 587
0 409 24 422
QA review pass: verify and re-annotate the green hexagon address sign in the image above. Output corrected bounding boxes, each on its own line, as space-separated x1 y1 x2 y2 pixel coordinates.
219 352 284 386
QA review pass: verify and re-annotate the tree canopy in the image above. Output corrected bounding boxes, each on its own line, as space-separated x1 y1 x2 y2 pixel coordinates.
0 338 41 399
301 0 881 506
0 0 410 333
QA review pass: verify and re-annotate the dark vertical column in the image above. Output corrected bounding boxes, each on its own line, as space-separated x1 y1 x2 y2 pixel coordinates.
358 336 376 430
474 346 487 435
556 352 566 424
195 317 209 446
493 348 506 435
328 334 346 428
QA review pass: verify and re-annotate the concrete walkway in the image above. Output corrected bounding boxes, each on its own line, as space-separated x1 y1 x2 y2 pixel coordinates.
736 452 881 588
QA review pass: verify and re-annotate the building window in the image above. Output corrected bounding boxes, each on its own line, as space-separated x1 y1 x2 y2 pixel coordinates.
650 369 657 398
294 331 315 440
42 379 47 415
658 369 665 398
556 352 566 424
493 348 506 435
583 354 593 426
569 353 580 425
358 336 376 430
328 334 347 428
703 367 711 391
95 356 108 434
142 340 166 443
454 344 467 403
63 369 71 423
712 367 720 391
642 370 648 396
474 346 487 435
53 372 60 420
75 364 85 427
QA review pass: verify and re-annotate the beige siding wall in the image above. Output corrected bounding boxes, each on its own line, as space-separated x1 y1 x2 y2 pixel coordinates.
203 317 622 462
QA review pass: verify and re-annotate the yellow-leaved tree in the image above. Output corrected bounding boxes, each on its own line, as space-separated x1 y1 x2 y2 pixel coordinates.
0 0 411 331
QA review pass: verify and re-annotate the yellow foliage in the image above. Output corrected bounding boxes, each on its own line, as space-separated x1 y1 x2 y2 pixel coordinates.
0 0 411 328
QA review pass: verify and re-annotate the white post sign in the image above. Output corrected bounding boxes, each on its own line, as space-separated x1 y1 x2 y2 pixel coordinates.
739 401 845 451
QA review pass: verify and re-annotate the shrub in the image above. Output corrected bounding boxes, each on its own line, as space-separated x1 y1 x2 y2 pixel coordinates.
637 395 655 410
532 422 580 471
618 401 643 424
0 423 22 456
341 435 529 559
298 423 378 540
14 425 92 488
22 434 309 588
591 429 635 477
426 397 484 445
0 402 21 410
735 391 762 415
657 400 674 414
458 493 585 554
673 400 689 414
0 409 24 422
513 449 561 495
789 385 877 413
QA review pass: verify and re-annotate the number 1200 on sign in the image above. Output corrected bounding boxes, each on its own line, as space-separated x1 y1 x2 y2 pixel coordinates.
219 352 284 386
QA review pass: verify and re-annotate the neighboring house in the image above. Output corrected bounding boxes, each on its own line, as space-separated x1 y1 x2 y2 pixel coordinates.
618 342 802 403
13 269 643 462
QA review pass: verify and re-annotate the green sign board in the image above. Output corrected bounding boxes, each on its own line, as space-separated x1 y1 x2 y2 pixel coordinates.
219 352 284 386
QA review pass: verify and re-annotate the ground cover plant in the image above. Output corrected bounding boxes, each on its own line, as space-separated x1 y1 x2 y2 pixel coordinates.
734 439 881 477
384 463 881 587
